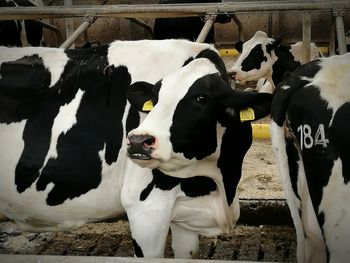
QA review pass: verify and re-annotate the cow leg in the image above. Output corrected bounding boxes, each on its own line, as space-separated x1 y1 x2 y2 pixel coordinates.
127 209 171 258
170 223 199 258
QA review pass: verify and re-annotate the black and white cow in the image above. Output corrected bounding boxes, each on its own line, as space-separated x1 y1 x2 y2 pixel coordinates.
0 39 272 258
271 52 350 263
0 0 43 47
154 0 231 43
230 31 321 93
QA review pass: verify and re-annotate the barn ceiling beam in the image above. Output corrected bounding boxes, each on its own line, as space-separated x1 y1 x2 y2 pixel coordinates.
0 1 349 20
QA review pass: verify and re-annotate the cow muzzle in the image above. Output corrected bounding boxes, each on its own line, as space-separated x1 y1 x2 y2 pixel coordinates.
127 134 156 160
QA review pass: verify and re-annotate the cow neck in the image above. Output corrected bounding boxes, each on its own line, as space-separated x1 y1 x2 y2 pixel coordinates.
272 45 302 86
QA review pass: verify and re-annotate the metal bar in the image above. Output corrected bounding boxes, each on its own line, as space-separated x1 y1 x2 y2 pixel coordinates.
196 15 216 43
231 14 244 41
59 17 96 49
126 18 153 39
334 11 347 54
32 19 62 43
64 0 75 48
0 1 349 20
302 11 311 63
329 17 336 55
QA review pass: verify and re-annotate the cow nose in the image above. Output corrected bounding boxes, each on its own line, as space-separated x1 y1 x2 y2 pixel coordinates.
127 134 156 160
228 71 237 80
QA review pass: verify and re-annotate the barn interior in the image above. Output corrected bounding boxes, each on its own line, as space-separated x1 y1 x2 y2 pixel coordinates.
0 1 349 262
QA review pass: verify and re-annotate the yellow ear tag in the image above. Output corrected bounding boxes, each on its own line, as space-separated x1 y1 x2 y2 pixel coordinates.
240 107 255 122
142 100 154 112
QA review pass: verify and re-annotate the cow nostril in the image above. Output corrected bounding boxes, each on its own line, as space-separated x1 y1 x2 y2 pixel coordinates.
228 71 237 80
143 136 155 148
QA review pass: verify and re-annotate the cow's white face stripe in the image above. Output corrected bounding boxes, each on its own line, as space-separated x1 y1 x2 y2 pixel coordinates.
0 46 68 87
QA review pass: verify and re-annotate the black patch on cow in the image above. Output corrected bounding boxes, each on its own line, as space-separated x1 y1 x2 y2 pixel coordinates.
241 44 267 72
0 55 51 123
170 75 219 160
329 102 350 184
285 137 301 201
286 86 334 218
132 239 144 257
218 123 252 205
195 49 229 82
271 45 302 86
126 106 140 136
271 59 322 126
2 45 134 205
266 36 282 55
140 169 217 201
182 57 194 67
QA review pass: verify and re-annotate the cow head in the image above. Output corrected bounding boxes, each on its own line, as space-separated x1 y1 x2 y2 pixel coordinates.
126 57 272 174
229 31 282 84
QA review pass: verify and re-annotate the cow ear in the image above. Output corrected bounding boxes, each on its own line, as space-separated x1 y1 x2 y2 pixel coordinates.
266 35 283 54
234 41 243 53
219 90 272 126
127 81 155 113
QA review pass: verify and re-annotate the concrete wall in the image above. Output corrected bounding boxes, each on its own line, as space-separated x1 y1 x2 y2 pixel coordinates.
41 1 350 48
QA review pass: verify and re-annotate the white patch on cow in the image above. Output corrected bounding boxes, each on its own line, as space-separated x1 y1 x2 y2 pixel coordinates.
107 39 214 84
309 53 350 117
229 31 277 84
0 120 26 211
319 158 350 263
280 84 291 90
270 120 306 262
290 42 321 64
301 76 313 82
0 46 68 87
129 58 219 173
43 89 84 166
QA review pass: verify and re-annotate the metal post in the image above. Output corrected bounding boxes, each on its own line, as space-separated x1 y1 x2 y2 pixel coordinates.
59 16 96 49
64 0 75 48
334 11 347 55
196 15 216 43
231 14 244 41
302 11 311 63
329 17 336 56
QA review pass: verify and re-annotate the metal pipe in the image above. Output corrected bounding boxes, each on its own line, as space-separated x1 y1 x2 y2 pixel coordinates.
231 14 244 41
0 1 349 20
334 11 347 55
64 0 75 48
59 17 96 49
329 17 336 56
196 15 216 43
126 18 153 39
302 12 311 63
32 19 62 44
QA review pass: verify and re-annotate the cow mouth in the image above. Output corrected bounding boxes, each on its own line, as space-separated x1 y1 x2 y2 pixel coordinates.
128 153 153 160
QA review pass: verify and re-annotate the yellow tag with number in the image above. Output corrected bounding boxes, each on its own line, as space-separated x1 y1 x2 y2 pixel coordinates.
240 107 255 122
142 100 154 112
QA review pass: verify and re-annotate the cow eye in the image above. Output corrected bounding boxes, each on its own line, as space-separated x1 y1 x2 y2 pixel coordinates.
195 94 209 104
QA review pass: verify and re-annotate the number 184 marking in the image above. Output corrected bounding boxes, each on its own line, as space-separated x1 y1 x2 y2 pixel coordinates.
297 124 329 150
